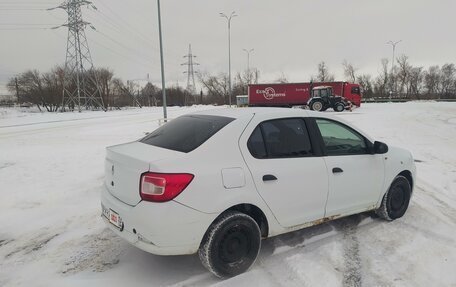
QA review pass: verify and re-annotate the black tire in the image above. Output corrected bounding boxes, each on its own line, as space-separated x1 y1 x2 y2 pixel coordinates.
310 100 324 111
198 211 261 278
334 103 345 112
376 175 411 221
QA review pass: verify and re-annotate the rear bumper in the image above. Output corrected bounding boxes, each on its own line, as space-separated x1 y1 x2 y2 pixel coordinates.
101 186 216 255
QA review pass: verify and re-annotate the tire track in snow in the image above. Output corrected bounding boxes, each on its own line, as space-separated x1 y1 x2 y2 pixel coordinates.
4 233 60 259
415 184 456 225
332 215 363 287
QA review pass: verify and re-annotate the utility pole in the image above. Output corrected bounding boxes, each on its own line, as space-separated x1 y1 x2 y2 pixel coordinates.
182 44 199 96
243 48 254 84
49 0 105 112
220 11 237 107
386 40 402 101
157 0 167 121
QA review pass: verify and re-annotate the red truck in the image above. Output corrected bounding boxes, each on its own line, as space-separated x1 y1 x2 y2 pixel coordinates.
248 81 362 108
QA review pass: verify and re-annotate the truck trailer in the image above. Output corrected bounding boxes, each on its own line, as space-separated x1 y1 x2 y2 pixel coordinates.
248 81 362 107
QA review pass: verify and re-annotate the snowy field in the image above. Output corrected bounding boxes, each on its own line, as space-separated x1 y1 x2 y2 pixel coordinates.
0 102 455 287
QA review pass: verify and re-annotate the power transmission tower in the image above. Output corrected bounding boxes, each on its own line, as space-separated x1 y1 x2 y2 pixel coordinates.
182 44 199 95
49 0 105 112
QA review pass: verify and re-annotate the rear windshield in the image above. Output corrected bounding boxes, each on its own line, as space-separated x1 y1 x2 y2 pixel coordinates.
139 115 235 153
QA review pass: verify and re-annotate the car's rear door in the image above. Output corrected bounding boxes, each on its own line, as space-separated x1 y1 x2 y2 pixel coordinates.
240 115 329 228
312 118 385 216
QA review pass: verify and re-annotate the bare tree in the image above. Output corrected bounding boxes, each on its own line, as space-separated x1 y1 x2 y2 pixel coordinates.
396 55 412 97
373 58 389 97
316 61 335 82
97 68 114 108
235 69 260 94
424 66 440 97
439 63 456 97
342 60 357 83
408 67 424 99
356 74 373 98
141 82 159 106
275 72 289 83
7 69 62 112
198 72 229 105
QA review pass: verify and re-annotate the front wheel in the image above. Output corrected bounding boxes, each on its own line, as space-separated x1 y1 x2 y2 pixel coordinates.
334 103 345 112
376 175 411 221
198 211 261 278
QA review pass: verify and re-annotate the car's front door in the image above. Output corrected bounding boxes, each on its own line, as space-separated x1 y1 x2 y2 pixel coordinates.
313 118 385 216
240 116 329 228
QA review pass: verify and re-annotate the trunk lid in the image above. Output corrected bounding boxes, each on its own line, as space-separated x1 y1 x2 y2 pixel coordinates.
105 141 182 206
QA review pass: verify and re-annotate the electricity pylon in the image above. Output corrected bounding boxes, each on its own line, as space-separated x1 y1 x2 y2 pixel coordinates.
182 44 199 95
49 0 105 112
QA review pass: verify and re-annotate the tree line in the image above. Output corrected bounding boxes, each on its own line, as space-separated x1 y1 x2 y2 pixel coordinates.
201 56 456 103
6 66 199 111
5 55 456 111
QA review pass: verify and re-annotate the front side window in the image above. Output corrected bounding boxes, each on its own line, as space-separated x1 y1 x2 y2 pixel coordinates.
351 86 360 95
247 118 313 158
316 119 367 156
320 89 328 97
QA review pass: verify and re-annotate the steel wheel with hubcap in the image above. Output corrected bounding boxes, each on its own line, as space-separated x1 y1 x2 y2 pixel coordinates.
376 175 411 220
198 211 261 278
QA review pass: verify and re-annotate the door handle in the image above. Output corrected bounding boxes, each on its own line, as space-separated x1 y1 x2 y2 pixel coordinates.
332 167 343 173
262 174 277 181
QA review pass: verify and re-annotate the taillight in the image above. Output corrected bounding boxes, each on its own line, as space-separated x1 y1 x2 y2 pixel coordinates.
140 172 194 202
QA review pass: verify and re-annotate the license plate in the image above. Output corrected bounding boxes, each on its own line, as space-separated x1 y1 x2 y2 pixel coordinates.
109 209 122 228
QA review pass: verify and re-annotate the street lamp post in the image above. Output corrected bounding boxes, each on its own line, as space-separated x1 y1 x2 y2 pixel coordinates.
243 48 254 84
220 11 237 107
157 0 167 121
386 40 402 101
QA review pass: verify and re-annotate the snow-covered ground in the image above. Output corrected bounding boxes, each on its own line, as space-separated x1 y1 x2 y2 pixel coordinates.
0 102 455 287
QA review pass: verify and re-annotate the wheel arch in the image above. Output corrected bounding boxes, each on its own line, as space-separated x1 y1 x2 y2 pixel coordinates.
398 170 414 193
208 204 269 239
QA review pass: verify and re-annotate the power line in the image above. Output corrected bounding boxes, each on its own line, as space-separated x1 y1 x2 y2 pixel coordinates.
0 23 60 25
49 21 154 89
0 27 50 30
95 0 182 59
0 8 46 10
94 30 159 66
88 34 156 68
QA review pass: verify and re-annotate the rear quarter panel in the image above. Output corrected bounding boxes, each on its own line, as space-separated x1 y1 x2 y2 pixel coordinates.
164 114 274 219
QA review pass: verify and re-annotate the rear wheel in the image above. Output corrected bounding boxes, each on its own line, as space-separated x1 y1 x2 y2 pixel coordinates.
376 175 411 221
310 100 324 111
198 211 261 278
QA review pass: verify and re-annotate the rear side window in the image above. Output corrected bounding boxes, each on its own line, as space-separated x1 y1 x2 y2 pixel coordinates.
247 126 267 158
247 118 313 159
140 115 234 153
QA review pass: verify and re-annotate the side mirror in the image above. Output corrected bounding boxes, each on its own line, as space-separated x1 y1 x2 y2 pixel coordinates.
373 141 388 154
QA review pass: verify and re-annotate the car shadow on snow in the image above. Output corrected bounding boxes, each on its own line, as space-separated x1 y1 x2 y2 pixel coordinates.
94 212 376 286
261 212 372 256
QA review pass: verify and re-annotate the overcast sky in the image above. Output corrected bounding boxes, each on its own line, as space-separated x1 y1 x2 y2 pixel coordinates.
1 0 455 94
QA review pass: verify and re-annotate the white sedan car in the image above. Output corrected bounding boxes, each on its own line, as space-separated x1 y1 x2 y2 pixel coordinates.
101 108 416 278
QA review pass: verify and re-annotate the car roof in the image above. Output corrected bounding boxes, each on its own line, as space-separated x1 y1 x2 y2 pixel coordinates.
189 107 306 119
189 107 374 142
